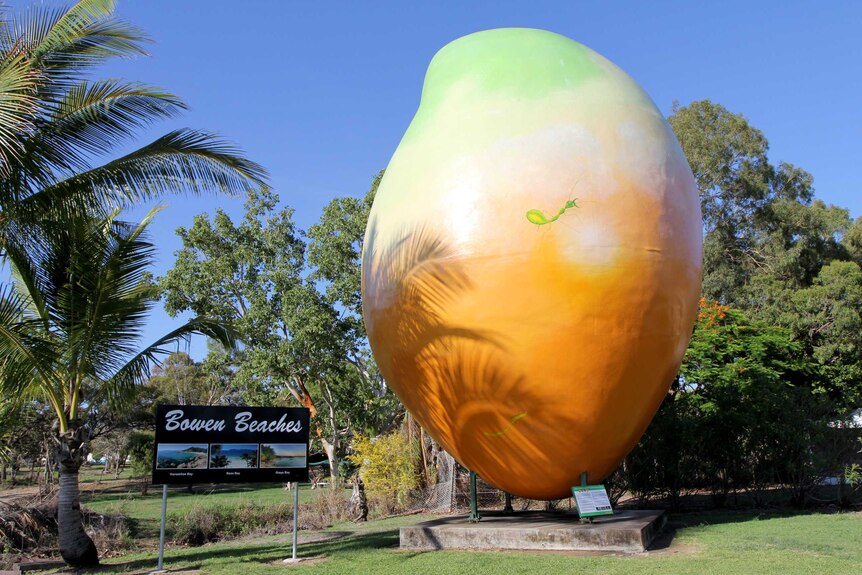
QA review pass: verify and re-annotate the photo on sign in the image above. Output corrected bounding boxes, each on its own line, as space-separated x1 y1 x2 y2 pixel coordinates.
156 443 208 470
208 443 259 469
259 443 306 468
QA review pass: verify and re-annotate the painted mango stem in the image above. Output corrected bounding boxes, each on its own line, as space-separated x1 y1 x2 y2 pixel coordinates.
526 199 578 225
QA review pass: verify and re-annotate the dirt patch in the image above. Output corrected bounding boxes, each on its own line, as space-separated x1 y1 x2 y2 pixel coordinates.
266 555 328 567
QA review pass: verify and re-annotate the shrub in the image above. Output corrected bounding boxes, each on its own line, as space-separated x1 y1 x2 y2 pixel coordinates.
349 431 419 515
303 487 351 530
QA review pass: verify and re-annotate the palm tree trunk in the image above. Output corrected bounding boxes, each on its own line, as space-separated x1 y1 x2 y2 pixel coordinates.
55 426 99 567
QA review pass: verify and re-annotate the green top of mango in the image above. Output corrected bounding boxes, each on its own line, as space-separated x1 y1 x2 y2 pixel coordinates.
419 28 606 111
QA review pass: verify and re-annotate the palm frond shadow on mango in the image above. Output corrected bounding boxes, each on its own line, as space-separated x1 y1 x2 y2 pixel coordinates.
362 220 579 490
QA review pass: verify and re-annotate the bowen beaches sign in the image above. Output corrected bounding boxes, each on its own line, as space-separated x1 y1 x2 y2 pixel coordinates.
152 404 310 484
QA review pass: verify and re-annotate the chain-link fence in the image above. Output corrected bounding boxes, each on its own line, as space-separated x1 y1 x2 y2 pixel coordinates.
413 449 576 514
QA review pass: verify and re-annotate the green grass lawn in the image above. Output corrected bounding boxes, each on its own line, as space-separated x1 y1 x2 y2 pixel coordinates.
81 483 349 538
71 508 860 575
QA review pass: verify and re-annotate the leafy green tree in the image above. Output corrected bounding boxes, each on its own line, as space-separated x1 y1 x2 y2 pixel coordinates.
160 189 312 405
670 98 862 410
260 444 276 465
669 100 817 304
306 170 381 332
842 217 862 265
160 189 351 477
670 100 775 233
0 399 55 485
306 170 401 434
209 444 228 469
627 299 825 508
0 209 235 566
787 261 862 406
750 199 851 290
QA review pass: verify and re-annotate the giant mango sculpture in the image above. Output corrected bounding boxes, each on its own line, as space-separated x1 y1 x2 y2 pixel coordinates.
361 28 702 500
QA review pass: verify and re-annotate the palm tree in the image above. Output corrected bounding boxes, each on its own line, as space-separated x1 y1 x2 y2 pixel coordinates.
0 207 237 566
0 0 267 566
0 0 267 242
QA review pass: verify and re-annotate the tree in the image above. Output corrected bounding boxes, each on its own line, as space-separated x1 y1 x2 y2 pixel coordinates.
0 4 265 564
159 189 312 406
305 171 404 469
785 261 862 407
670 99 862 407
306 170 380 333
625 299 826 508
159 189 347 471
209 444 228 469
0 209 236 566
669 100 816 304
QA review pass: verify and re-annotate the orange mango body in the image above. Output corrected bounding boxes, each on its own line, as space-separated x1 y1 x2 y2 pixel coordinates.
361 29 702 500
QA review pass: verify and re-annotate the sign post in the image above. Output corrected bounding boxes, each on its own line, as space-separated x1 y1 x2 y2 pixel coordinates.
286 481 299 563
152 405 310 570
156 483 167 572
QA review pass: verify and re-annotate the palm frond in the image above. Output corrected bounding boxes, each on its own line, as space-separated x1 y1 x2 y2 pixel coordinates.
3 228 50 329
17 129 269 216
0 47 39 177
0 285 62 400
65 207 165 380
28 79 187 171
12 0 148 77
101 317 238 408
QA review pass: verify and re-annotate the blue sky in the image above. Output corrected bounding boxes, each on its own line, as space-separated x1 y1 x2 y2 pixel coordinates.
10 0 861 359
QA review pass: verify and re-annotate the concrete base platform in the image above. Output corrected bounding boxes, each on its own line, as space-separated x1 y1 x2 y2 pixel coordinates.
400 510 665 553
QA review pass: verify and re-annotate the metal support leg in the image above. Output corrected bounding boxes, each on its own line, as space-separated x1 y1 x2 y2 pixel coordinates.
503 492 513 514
283 481 301 564
291 481 299 560
579 471 592 524
469 470 481 522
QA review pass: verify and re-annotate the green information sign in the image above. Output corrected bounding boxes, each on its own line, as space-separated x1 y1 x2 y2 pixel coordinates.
571 484 614 518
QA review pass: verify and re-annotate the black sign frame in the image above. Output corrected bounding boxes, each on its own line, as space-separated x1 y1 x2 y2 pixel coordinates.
152 404 310 485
